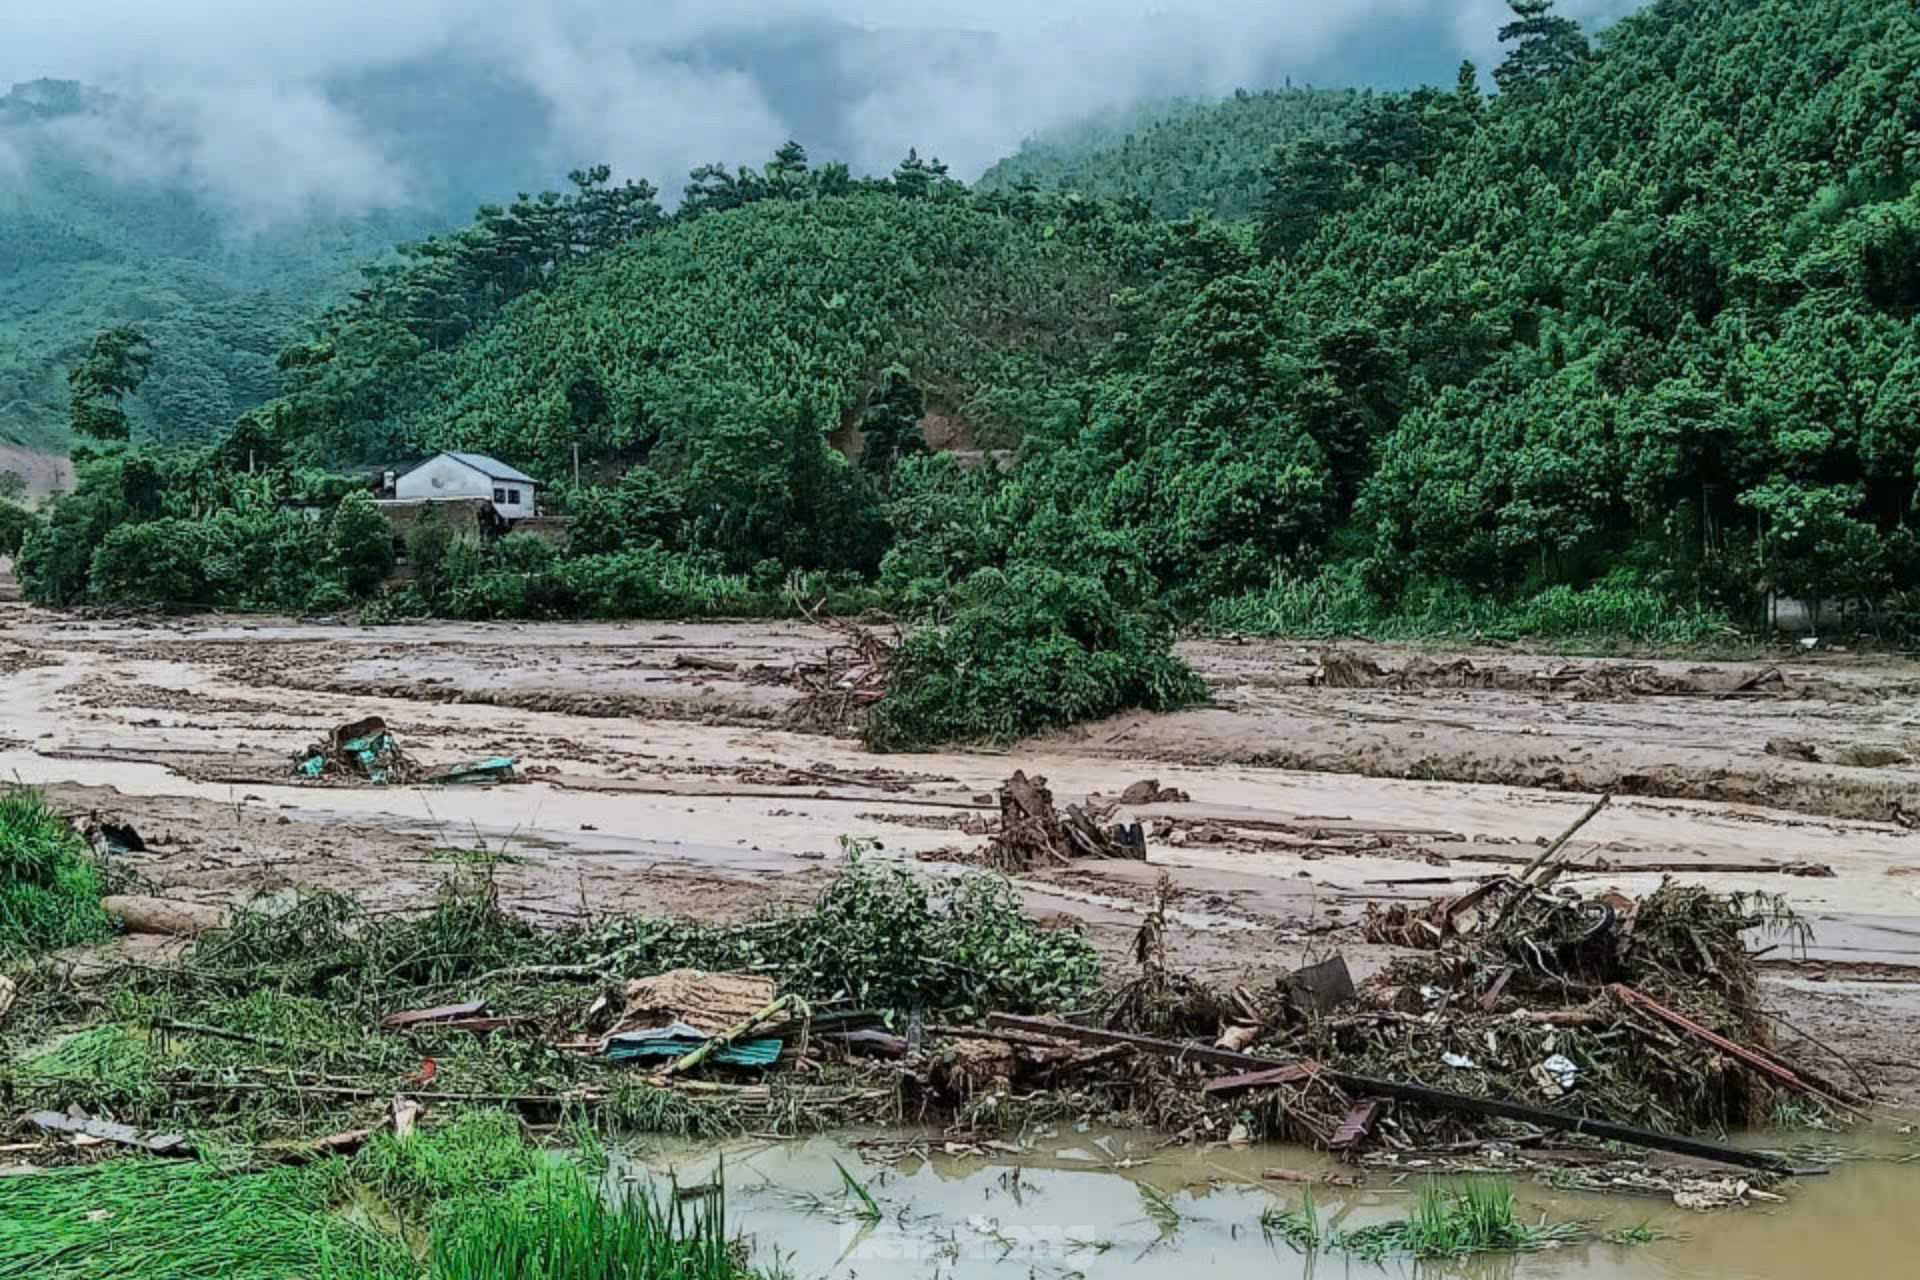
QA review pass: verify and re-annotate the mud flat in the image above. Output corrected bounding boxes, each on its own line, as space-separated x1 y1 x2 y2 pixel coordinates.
4 602 1920 1102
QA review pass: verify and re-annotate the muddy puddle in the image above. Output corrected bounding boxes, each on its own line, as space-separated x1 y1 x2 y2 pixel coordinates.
614 1128 1920 1279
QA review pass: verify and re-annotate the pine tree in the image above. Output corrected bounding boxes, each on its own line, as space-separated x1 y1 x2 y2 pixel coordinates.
1494 0 1589 95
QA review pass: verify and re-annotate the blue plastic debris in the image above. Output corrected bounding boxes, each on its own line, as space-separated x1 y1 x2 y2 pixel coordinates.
425 757 519 786
603 1022 783 1068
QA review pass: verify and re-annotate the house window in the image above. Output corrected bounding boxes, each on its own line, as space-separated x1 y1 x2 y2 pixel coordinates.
507 489 522 505
493 487 507 503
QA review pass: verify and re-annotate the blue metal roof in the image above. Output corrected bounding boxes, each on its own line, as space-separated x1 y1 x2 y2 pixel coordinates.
442 452 539 486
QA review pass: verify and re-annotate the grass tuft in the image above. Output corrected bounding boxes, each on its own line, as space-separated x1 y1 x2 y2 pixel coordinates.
0 786 114 958
1260 1180 1595 1262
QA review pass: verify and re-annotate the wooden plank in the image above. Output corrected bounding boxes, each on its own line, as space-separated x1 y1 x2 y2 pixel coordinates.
1202 1063 1325 1096
380 1001 486 1030
29 1111 189 1156
1609 983 1862 1115
1330 1099 1383 1152
987 1014 1288 1073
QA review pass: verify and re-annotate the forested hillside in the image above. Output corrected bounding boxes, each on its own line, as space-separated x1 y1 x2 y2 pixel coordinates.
16 0 1920 746
0 80 431 454
976 88 1366 219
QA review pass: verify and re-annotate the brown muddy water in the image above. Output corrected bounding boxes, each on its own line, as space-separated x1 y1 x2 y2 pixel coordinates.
618 1128 1920 1280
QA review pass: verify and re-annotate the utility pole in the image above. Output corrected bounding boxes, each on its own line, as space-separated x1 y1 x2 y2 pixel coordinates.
572 443 581 489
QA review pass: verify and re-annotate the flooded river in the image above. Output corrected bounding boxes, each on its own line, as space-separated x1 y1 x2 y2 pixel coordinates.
621 1128 1920 1279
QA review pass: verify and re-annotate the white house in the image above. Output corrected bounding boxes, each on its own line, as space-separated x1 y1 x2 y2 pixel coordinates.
393 452 541 519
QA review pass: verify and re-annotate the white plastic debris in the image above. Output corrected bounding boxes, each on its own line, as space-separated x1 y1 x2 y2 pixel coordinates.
1441 1052 1478 1070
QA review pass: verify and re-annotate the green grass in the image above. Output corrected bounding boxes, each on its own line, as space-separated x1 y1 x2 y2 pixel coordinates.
1210 571 1742 652
0 1157 413 1280
0 786 115 958
0 1113 763 1280
1259 1189 1324 1252
1261 1180 1591 1262
833 1159 882 1223
429 1169 752 1280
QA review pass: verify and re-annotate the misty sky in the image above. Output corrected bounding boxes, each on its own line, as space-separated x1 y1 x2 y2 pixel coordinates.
0 1 1646 222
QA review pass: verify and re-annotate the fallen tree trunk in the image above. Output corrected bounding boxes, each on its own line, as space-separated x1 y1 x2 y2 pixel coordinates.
103 895 229 937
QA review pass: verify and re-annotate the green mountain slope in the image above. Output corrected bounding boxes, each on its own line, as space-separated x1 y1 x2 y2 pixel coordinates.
976 88 1368 219
27 0 1920 655
1273 0 1920 609
0 81 429 454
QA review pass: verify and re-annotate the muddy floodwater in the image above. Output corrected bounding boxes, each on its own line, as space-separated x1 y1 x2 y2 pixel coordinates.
623 1129 1920 1280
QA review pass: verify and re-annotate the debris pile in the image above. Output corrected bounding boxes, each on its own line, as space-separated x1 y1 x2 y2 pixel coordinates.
1313 651 1797 700
292 715 517 786
981 771 1146 872
787 613 897 732
295 715 412 783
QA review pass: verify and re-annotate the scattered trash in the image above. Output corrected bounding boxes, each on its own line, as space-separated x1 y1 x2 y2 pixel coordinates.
607 970 778 1040
388 1097 421 1142
1534 1054 1579 1097
422 757 519 785
1441 1053 1478 1070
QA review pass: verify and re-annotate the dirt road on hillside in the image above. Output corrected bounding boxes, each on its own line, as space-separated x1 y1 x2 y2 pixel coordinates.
4 601 1919 1101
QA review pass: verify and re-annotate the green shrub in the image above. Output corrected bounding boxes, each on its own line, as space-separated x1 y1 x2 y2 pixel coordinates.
0 500 35 557
87 518 211 607
580 847 1100 1021
865 565 1204 751
1210 566 1736 649
0 787 114 957
327 490 395 595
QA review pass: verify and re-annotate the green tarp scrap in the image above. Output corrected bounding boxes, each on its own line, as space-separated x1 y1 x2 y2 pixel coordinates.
422 757 519 785
293 715 412 784
293 718 518 787
603 1022 783 1068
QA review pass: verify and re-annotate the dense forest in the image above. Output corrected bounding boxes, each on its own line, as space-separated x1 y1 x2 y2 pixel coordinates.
11 0 1920 746
975 88 1367 219
0 80 439 453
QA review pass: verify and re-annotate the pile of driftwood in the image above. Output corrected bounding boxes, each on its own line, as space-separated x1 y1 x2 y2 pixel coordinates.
1314 650 1793 700
787 613 897 732
982 771 1146 872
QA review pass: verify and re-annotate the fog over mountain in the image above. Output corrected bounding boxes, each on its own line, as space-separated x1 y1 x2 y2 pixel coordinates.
2 1 1643 220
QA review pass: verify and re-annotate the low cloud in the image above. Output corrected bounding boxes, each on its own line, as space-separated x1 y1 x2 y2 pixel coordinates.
0 0 1644 222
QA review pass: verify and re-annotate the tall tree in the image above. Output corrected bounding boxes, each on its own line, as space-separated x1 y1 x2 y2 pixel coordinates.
1258 141 1353 261
1494 0 1589 95
68 325 153 443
